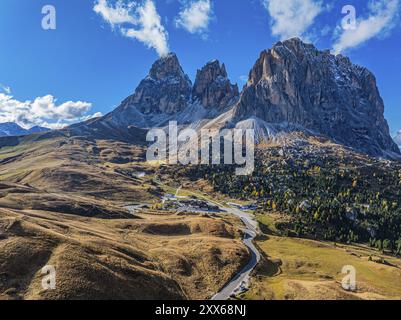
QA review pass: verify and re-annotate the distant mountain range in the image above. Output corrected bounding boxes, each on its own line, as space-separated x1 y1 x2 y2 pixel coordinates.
0 122 50 137
1 38 399 159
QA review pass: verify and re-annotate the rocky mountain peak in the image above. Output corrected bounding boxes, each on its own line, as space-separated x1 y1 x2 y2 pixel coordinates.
192 59 239 110
149 52 186 81
199 60 228 79
235 38 399 157
82 39 399 158
273 37 318 56
120 52 192 116
247 38 326 85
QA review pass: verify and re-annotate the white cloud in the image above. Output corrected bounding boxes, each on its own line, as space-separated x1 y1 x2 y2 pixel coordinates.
0 84 11 95
94 0 169 57
121 1 170 56
93 0 136 25
0 91 96 129
333 0 400 54
175 0 212 36
262 0 324 40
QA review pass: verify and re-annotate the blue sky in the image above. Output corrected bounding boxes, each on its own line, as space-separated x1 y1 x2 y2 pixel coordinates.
0 0 400 134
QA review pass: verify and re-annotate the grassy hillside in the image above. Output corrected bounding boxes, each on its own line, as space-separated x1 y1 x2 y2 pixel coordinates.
0 136 249 300
2 133 401 300
241 214 401 300
0 191 248 300
0 136 157 202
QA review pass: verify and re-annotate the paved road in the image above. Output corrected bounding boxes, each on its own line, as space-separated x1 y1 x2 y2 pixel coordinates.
211 204 261 300
125 204 145 215
127 182 261 300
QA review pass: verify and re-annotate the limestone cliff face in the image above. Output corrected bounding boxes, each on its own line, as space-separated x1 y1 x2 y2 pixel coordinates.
234 38 399 156
122 53 192 115
192 60 239 110
65 39 398 158
100 53 238 128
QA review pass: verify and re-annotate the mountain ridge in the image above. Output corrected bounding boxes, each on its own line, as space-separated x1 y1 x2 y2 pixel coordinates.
232 38 399 157
92 38 399 158
0 122 50 137
1 38 399 159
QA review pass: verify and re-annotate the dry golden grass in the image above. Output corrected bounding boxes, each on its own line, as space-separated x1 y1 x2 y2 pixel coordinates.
0 182 133 219
242 214 401 300
5 134 399 301
0 137 156 202
0 206 248 300
0 137 249 300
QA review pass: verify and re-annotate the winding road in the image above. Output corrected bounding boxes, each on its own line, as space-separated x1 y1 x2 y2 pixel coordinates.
168 187 262 300
129 181 261 300
211 204 261 300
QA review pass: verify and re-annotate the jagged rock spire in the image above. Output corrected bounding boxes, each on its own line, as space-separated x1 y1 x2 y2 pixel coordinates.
149 53 187 81
126 53 192 115
192 60 239 110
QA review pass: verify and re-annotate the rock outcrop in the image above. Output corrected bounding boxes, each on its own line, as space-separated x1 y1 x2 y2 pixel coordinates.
192 60 239 110
45 39 399 158
122 53 192 115
96 53 238 129
233 38 399 156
